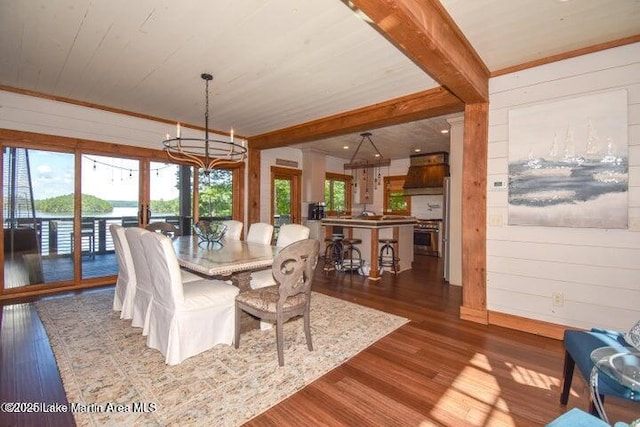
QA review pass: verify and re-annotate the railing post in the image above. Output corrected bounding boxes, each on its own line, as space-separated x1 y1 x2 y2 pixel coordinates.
49 220 58 255
98 218 107 254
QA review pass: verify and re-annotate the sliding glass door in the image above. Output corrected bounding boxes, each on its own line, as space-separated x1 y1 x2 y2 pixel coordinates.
149 162 192 235
1 132 244 297
3 147 75 289
80 154 140 279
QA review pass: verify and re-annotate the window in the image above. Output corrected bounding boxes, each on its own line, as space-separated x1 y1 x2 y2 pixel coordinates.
383 175 411 215
324 172 352 215
198 169 234 219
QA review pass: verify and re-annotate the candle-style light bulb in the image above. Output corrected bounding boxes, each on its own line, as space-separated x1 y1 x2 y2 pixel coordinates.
230 128 234 142
176 123 181 138
165 133 170 140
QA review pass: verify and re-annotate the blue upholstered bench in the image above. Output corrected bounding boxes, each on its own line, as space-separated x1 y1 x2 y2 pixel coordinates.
561 328 636 415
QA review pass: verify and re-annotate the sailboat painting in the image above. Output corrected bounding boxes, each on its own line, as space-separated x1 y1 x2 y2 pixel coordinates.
508 90 628 228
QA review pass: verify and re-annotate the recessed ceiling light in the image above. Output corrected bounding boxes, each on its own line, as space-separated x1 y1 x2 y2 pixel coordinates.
374 153 380 157
414 148 421 153
440 129 449 134
343 145 349 150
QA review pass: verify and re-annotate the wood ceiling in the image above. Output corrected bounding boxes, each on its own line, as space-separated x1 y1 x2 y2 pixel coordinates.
0 0 638 160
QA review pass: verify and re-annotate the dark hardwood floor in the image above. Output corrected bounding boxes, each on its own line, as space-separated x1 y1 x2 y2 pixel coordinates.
1 255 637 426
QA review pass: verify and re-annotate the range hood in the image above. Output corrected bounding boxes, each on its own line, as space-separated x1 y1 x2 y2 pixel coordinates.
403 152 449 196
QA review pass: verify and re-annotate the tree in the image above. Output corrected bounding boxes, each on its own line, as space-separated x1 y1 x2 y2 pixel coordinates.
198 169 233 217
35 193 113 214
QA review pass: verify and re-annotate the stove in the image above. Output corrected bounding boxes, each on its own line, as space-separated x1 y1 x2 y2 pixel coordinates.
414 219 441 256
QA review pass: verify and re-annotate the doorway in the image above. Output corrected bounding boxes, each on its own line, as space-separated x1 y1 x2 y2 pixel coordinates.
270 166 301 237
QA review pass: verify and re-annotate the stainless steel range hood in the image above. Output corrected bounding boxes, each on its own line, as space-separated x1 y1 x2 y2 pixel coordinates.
403 152 449 196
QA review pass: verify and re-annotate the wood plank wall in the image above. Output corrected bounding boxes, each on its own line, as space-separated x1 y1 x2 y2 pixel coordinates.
486 43 640 332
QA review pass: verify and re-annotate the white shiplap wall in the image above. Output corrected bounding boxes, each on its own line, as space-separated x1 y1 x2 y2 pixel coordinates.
0 90 231 149
487 43 640 332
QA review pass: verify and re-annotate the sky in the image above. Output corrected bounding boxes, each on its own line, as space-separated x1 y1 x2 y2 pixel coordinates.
27 150 179 202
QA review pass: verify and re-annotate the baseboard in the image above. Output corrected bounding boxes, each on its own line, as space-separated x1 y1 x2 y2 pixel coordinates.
460 306 488 324
488 311 566 340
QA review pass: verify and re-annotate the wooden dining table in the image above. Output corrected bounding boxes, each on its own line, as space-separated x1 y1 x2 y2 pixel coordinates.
172 236 277 292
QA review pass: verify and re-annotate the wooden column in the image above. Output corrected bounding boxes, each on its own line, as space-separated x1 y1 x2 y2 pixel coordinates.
247 147 261 226
460 102 488 324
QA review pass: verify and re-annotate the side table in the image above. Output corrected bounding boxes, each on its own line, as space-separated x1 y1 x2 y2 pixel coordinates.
590 346 640 425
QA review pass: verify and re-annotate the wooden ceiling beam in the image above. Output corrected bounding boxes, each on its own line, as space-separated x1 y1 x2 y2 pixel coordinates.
346 0 489 103
250 86 462 150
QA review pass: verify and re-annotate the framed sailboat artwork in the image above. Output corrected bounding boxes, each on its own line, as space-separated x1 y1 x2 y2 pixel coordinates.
507 89 628 228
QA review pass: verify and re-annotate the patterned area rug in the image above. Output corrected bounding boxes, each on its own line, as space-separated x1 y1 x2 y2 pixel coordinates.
36 289 409 426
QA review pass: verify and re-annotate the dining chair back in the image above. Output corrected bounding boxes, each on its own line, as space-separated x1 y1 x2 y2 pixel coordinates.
275 224 310 248
141 232 239 365
250 224 310 291
125 227 154 334
235 239 320 366
246 222 274 245
109 224 136 319
222 220 243 240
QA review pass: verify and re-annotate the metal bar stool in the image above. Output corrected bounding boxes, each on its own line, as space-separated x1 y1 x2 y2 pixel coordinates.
378 238 399 274
323 233 344 273
341 238 363 274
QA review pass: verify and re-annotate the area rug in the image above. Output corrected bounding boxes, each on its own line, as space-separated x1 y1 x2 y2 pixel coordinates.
35 289 409 426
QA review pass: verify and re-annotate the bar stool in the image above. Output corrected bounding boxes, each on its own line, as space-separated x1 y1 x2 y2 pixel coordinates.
341 238 363 274
379 238 399 274
323 234 344 273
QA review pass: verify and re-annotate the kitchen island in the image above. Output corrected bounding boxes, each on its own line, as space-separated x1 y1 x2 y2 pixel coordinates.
321 217 417 280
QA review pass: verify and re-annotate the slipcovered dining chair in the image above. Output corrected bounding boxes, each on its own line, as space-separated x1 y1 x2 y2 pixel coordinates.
126 227 200 334
109 224 136 319
141 232 239 365
222 220 243 240
251 223 310 290
246 222 274 245
235 239 320 366
146 221 180 237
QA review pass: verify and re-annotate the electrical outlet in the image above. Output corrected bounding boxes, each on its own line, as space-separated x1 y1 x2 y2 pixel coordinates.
552 292 564 307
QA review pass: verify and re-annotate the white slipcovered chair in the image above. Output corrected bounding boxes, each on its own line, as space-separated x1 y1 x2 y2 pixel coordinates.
127 227 200 334
246 222 274 245
250 224 310 290
222 220 243 241
109 224 136 319
126 227 155 333
141 232 239 365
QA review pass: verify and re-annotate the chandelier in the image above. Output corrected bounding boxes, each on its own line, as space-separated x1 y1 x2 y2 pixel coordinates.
163 73 247 175
343 132 390 191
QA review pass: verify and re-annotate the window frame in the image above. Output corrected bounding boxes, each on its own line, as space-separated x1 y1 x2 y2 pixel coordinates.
383 175 411 215
324 172 352 216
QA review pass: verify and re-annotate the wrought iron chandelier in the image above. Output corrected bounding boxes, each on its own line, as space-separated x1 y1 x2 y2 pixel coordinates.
163 73 247 175
343 132 390 191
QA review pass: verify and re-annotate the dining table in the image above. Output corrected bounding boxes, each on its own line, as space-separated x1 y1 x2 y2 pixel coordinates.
172 235 277 292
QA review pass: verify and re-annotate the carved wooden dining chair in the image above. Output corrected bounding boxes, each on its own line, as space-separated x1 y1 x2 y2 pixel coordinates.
234 239 320 366
251 223 310 290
